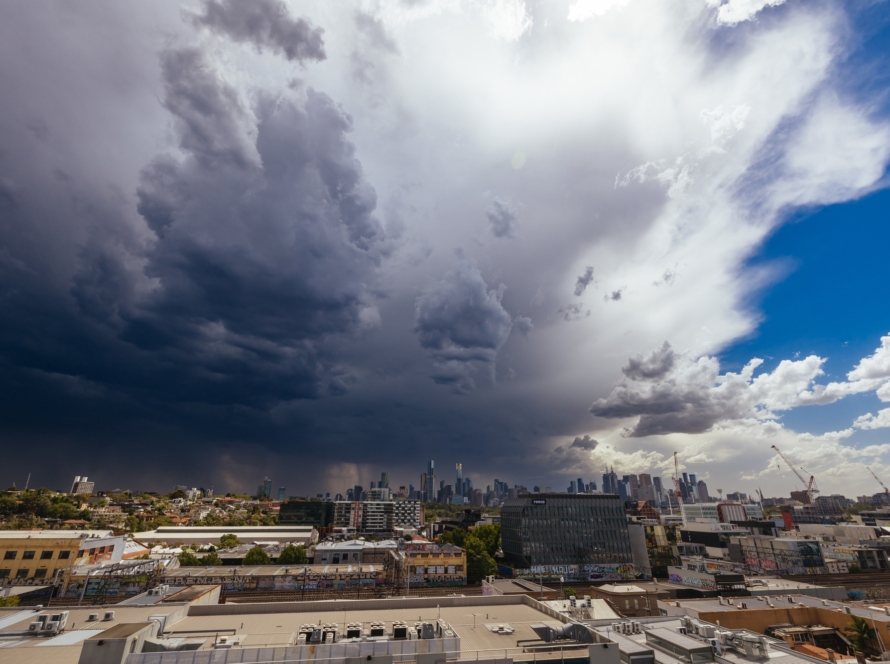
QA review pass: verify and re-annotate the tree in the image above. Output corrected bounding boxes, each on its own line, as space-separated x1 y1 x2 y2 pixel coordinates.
439 528 467 548
242 546 271 565
219 534 240 549
0 595 20 607
471 524 501 557
169 489 187 500
564 587 577 598
844 616 876 655
403 534 413 541
178 550 200 567
463 535 497 584
202 551 222 566
850 564 863 573
277 545 308 565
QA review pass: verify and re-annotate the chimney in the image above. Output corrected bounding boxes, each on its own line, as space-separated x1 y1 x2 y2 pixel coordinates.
855 652 866 664
826 649 837 664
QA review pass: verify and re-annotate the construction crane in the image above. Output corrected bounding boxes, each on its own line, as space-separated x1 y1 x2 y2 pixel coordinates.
771 445 819 504
672 451 683 500
867 467 890 495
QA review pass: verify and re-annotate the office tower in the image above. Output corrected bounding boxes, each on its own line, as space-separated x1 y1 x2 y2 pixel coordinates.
502 493 633 567
346 488 354 501
577 478 584 494
353 485 364 502
696 480 710 502
618 480 630 501
277 487 286 501
652 477 663 501
603 468 618 494
533 486 540 493
420 473 427 501
456 463 462 489
426 460 435 502
380 472 390 489
257 477 272 500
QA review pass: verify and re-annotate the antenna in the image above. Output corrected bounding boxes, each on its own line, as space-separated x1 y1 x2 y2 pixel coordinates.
24 473 31 491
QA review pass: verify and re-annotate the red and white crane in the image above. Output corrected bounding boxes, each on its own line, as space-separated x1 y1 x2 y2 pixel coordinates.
771 445 819 504
867 467 890 495
672 451 683 500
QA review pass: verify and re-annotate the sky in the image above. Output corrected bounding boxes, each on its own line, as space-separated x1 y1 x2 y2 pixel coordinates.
1 0 890 498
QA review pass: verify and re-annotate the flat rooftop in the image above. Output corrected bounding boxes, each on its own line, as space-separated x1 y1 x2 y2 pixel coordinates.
168 595 569 654
590 618 823 664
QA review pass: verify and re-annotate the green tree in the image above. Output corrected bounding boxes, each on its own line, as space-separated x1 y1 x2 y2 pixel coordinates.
178 550 200 567
564 587 577 598
220 534 240 549
439 528 467 548
0 595 20 607
471 524 501 557
242 546 271 565
844 616 876 654
202 551 222 566
403 534 413 541
169 489 187 500
463 535 497 584
850 564 863 573
277 545 308 565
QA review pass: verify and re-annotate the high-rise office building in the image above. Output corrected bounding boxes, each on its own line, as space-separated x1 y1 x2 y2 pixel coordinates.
277 487 286 501
697 480 710 502
577 478 584 494
256 477 272 500
426 460 435 502
456 463 462 489
380 472 390 489
602 468 618 495
501 493 633 567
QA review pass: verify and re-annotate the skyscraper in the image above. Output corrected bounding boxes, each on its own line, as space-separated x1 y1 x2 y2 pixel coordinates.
602 467 618 495
426 460 435 502
577 477 584 494
256 477 272 500
277 487 286 501
380 472 390 489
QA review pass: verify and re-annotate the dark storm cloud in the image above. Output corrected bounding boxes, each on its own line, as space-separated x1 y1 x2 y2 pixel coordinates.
574 266 594 296
622 341 675 380
570 434 597 450
191 0 326 64
486 198 519 239
590 343 751 436
414 258 515 392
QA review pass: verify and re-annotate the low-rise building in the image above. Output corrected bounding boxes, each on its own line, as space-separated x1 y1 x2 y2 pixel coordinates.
131 525 317 547
0 530 124 585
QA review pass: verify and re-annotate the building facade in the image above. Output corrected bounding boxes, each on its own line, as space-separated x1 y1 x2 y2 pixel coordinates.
279 500 335 528
69 475 95 495
501 493 633 567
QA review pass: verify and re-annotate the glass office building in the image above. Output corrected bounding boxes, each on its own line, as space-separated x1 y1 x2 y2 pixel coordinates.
278 500 334 528
500 493 633 567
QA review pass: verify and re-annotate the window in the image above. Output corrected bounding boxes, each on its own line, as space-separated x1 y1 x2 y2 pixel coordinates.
0 569 9 578
15 569 28 579
41 551 53 560
33 569 47 578
58 551 70 560
22 551 35 560
3 551 16 560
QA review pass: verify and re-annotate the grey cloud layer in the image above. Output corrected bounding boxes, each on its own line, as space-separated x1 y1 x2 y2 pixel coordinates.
191 0 326 64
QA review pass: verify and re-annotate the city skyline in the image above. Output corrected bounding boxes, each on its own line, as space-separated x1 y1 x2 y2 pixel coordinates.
0 2 889 496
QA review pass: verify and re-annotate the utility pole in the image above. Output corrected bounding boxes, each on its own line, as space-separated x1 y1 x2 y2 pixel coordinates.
24 473 31 491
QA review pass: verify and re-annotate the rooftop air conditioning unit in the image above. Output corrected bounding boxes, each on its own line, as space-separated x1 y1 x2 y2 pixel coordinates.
87 614 99 622
844 607 852 614
28 622 41 632
43 621 60 633
103 611 115 621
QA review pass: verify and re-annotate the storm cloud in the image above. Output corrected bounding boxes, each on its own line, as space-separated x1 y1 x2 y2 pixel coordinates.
191 0 326 64
0 1 889 495
414 258 514 392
